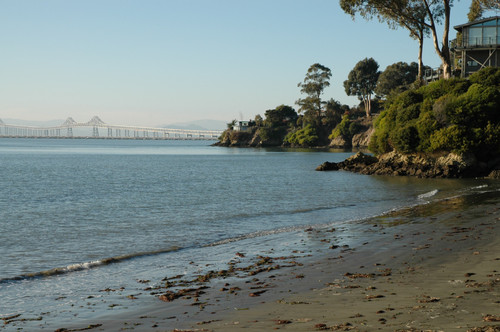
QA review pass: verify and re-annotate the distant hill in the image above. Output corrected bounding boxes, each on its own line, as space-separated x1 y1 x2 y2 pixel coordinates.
161 119 226 131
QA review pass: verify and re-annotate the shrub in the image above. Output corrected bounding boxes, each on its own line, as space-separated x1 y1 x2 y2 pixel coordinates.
418 77 470 101
391 124 420 153
416 111 439 152
329 115 361 140
369 67 499 160
469 67 500 86
396 103 420 123
259 127 288 142
447 83 499 127
285 125 319 146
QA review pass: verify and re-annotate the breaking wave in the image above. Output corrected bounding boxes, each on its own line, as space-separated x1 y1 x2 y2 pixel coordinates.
0 247 180 284
418 189 439 200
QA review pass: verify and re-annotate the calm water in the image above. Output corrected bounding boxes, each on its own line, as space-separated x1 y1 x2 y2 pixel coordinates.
0 139 495 329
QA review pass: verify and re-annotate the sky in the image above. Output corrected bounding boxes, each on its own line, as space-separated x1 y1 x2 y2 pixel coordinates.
0 0 496 127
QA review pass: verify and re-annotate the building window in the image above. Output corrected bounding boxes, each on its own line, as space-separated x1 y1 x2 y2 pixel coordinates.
468 27 482 46
483 26 496 45
467 60 479 67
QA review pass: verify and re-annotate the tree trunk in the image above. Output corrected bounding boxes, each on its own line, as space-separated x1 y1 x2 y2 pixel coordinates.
417 30 425 83
424 0 452 79
364 96 371 118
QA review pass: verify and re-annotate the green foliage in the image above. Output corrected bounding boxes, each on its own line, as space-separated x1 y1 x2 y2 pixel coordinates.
344 58 380 117
284 125 319 147
376 62 419 97
329 115 361 140
370 67 500 160
417 77 470 101
296 63 332 119
468 67 500 87
321 99 346 128
258 126 288 142
264 105 298 128
446 84 499 127
391 125 420 153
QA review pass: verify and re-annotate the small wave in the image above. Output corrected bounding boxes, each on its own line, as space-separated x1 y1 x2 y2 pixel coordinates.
418 189 439 200
0 246 181 284
469 184 488 190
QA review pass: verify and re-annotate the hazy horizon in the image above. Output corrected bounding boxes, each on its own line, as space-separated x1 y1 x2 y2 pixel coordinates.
1 1 494 127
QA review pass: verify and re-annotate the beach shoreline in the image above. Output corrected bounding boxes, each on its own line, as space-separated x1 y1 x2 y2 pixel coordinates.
36 189 500 332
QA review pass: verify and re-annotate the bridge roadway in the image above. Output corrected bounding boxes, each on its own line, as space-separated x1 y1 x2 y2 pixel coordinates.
0 116 223 140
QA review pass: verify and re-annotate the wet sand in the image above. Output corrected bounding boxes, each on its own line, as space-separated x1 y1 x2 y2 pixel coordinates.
28 190 500 332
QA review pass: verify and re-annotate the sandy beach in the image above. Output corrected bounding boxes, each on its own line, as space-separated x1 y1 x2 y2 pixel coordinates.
10 189 498 332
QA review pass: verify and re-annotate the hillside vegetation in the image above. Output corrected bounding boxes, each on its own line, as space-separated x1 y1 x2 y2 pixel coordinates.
369 67 500 161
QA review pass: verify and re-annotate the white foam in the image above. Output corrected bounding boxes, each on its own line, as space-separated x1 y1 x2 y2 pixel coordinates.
418 189 439 200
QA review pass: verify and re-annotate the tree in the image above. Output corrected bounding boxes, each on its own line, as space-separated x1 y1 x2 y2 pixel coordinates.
468 0 500 21
322 98 348 127
264 105 298 127
340 0 455 79
340 0 429 81
296 63 332 121
376 62 419 97
344 58 380 118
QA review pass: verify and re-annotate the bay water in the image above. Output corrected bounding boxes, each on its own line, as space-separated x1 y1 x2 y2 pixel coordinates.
0 139 495 329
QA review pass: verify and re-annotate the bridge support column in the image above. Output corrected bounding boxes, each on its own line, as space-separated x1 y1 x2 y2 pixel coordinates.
93 127 99 137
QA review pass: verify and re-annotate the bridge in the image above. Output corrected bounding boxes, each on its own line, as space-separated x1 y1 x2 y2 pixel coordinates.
0 116 223 140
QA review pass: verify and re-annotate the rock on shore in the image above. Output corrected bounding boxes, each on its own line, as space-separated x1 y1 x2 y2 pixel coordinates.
317 151 500 178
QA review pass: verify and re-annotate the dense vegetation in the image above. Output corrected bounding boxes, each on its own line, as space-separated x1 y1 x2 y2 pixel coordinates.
369 67 500 161
219 63 499 162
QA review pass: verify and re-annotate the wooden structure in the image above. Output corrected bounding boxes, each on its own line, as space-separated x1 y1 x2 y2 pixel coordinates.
453 16 500 77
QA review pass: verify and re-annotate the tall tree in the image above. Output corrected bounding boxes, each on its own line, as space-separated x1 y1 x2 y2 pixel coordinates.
340 0 455 79
341 0 429 82
296 63 332 122
344 58 380 118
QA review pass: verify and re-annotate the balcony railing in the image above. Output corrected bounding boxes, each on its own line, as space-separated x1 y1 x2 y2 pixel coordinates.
463 37 500 47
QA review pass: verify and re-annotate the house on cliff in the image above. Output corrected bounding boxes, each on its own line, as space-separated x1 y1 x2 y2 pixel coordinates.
453 16 500 77
233 120 255 132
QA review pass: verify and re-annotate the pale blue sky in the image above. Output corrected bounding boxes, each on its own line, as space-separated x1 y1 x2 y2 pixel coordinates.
0 0 491 127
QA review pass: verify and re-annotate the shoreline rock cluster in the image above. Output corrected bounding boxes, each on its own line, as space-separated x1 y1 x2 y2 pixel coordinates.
316 151 500 179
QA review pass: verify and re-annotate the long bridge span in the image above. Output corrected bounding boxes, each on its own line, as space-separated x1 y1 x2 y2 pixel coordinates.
0 116 223 140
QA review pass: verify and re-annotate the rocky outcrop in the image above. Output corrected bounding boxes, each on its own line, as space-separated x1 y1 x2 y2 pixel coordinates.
329 135 349 149
352 127 374 148
317 151 499 178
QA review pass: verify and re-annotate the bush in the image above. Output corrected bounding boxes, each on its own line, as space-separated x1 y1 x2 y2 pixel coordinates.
418 77 470 101
369 67 500 160
446 84 499 127
259 126 288 142
391 125 420 153
469 67 500 86
285 125 319 146
329 115 361 140
429 125 469 154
